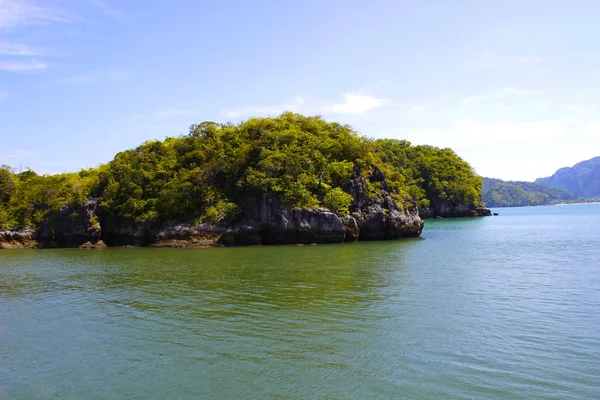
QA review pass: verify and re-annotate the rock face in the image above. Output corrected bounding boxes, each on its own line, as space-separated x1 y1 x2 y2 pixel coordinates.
1 170 426 249
217 200 347 246
1 199 103 249
419 198 490 218
343 170 423 240
37 199 102 247
194 170 423 247
216 198 422 246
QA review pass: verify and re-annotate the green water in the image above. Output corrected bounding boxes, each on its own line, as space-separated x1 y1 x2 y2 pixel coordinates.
2 205 600 399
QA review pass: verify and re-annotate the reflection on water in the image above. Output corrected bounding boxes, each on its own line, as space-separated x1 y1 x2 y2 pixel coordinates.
2 205 600 399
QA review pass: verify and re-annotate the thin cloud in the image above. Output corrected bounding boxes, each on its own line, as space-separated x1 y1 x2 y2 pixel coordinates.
5 149 36 160
407 104 426 113
0 91 8 100
0 41 43 56
0 58 47 71
0 0 75 73
48 68 129 85
0 0 74 30
461 87 540 104
467 51 543 70
152 109 196 119
566 104 589 119
227 92 386 118
127 108 198 129
227 97 306 117
88 0 128 22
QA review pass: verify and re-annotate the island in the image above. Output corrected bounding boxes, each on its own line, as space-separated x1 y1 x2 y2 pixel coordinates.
0 113 489 249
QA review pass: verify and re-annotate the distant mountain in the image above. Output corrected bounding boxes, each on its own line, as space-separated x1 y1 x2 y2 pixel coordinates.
535 157 600 198
482 177 577 207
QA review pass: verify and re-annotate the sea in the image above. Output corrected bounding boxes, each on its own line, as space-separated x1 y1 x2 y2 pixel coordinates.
1 204 599 399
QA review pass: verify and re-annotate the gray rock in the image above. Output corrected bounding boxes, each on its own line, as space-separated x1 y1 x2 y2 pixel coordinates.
36 198 102 247
219 197 347 246
341 215 359 242
0 227 37 248
419 198 491 218
343 169 424 240
79 240 107 249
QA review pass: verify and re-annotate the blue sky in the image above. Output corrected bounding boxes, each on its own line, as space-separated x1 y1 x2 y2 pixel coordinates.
1 0 599 181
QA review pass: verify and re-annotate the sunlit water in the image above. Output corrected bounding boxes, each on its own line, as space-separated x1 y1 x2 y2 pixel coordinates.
2 205 600 399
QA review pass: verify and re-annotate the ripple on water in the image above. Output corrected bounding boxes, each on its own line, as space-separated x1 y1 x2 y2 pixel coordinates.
2 205 600 399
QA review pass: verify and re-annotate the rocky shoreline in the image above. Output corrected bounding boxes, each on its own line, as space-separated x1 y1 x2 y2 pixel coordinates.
0 202 489 250
0 198 425 250
0 173 489 250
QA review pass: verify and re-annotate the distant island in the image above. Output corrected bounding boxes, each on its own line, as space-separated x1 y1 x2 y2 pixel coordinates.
482 156 600 207
0 113 488 249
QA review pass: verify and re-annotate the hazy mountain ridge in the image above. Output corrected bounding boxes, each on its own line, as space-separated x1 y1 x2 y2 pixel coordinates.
535 156 600 198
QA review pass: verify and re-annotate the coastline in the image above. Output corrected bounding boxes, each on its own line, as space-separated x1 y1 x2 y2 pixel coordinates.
554 202 600 206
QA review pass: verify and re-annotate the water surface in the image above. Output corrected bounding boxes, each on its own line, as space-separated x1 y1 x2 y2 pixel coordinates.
2 205 600 399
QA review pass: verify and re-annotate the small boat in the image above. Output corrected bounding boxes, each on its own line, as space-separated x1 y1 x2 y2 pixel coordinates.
493 212 499 216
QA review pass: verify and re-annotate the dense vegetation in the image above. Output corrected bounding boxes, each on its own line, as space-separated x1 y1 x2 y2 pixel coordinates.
0 113 483 230
481 177 577 207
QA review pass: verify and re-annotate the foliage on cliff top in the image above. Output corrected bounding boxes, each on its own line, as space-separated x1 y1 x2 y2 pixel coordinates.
0 113 482 229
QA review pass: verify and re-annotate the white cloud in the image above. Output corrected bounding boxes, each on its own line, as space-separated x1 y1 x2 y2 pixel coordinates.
331 93 385 114
0 58 47 71
48 68 129 85
226 92 386 118
467 51 543 70
461 87 540 104
452 118 571 143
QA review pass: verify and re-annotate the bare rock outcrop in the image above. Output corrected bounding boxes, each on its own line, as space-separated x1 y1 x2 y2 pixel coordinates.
0 227 37 249
37 199 102 247
419 198 491 218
